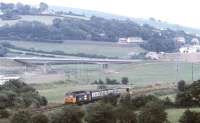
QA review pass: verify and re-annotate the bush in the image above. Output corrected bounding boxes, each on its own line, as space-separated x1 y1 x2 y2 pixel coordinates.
31 113 48 123
119 93 132 109
102 94 118 106
178 80 186 92
40 96 48 106
175 80 200 107
163 97 174 108
85 103 115 123
92 79 104 85
0 109 10 118
179 109 200 123
121 77 129 85
0 80 48 108
11 110 31 123
106 78 119 85
50 106 84 123
138 101 168 123
120 95 162 110
114 105 137 123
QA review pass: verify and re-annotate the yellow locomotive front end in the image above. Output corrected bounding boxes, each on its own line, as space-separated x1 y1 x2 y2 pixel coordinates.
64 93 76 104
64 91 91 104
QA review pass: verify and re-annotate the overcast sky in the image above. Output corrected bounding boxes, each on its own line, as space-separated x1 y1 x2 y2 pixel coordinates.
2 0 200 29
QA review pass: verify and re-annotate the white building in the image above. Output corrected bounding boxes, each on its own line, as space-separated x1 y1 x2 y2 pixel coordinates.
191 38 199 45
127 37 144 43
118 38 128 44
175 37 186 44
145 52 159 60
179 45 200 53
118 37 144 44
0 10 3 16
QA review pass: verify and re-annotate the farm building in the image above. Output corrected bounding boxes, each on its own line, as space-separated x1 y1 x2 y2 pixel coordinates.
179 45 200 53
0 10 3 16
191 38 200 45
175 37 186 45
118 37 144 44
145 52 159 60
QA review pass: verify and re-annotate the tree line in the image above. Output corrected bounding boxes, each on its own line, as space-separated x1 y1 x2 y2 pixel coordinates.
0 2 48 20
92 77 129 85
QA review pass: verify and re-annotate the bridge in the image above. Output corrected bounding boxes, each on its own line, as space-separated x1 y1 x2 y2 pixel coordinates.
2 57 141 65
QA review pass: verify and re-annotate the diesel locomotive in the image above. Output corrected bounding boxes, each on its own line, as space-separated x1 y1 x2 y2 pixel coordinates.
64 88 129 104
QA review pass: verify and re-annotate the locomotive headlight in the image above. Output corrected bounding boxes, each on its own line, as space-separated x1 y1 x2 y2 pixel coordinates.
84 95 87 100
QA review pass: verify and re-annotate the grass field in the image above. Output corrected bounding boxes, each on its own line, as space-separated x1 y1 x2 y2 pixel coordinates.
0 15 89 26
167 108 200 123
0 15 63 26
49 61 200 85
7 40 145 57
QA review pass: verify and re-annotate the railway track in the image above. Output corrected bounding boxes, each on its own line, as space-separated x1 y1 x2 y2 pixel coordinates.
31 103 65 113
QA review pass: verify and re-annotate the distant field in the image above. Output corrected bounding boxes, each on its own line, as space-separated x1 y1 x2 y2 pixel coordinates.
7 40 145 57
0 15 62 26
0 15 89 26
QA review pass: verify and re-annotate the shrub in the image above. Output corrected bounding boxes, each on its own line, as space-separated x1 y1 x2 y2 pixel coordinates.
163 97 174 108
178 80 186 92
92 79 104 85
121 77 129 85
31 113 48 123
11 110 31 123
179 109 200 123
175 80 200 107
105 78 119 85
85 103 115 123
50 106 84 123
102 94 118 106
114 105 137 123
0 80 48 108
0 109 10 118
40 96 48 106
138 101 168 123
